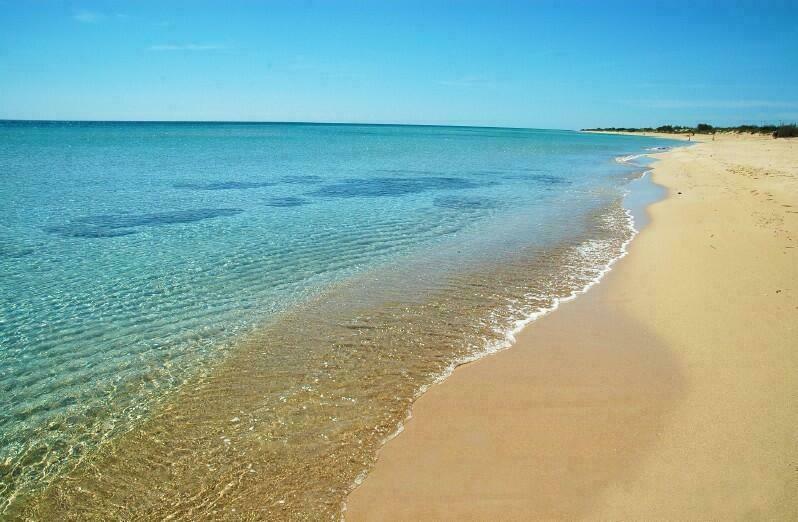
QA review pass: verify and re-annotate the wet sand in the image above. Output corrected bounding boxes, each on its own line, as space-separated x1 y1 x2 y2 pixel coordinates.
346 134 798 520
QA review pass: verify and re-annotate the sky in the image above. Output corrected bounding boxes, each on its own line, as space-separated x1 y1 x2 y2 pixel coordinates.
0 0 796 129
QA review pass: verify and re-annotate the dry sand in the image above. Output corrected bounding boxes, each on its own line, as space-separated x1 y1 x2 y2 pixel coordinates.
346 134 798 520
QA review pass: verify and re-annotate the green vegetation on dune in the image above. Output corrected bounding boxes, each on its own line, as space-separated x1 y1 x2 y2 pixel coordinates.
584 123 798 138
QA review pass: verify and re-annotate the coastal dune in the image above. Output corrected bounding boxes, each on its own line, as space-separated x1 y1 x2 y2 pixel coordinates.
346 134 798 520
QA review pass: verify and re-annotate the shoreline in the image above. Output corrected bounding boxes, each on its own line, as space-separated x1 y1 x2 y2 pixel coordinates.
343 152 670 505
342 147 673 517
345 133 798 519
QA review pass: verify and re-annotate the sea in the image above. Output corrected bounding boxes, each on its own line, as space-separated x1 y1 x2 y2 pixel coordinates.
0 121 680 519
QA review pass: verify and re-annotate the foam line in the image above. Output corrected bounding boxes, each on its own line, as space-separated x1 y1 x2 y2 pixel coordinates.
341 172 657 517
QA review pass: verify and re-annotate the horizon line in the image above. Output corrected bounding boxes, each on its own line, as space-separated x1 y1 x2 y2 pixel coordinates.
0 118 571 132
3 118 793 130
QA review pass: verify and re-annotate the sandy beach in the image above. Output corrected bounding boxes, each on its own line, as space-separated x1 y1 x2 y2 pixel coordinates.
346 134 798 520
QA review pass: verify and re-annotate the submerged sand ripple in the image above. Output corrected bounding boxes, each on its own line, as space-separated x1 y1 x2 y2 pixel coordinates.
11 206 632 520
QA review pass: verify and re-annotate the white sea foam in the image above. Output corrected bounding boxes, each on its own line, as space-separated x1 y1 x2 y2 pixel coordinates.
618 147 670 165
615 153 647 164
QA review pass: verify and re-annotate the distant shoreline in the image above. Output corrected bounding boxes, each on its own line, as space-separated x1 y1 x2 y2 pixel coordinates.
583 123 798 139
583 129 696 140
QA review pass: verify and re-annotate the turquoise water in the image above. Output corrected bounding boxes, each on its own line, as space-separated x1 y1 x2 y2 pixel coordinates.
0 122 678 516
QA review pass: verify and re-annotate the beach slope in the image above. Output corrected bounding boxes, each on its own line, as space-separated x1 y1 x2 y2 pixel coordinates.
346 134 798 520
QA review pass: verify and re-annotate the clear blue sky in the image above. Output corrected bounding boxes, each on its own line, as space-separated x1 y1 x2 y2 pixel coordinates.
1 1 796 129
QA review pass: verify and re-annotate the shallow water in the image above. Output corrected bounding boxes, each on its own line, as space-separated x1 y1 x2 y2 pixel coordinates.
0 122 679 517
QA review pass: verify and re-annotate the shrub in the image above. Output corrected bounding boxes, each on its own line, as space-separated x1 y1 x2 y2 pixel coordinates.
775 124 798 138
696 123 714 133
